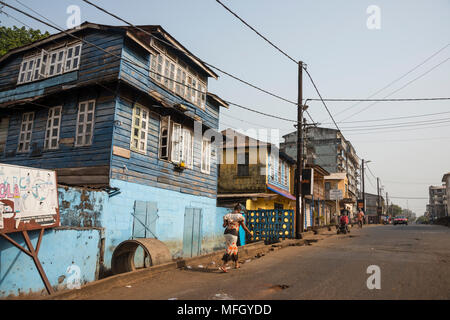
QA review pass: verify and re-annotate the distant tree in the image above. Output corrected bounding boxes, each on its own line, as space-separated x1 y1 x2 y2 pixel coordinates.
402 209 416 221
388 204 402 217
416 216 429 224
0 26 50 57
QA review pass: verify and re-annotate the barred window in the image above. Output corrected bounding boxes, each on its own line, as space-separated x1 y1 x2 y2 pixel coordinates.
201 138 211 174
130 105 149 153
75 100 95 146
44 106 62 150
17 112 34 153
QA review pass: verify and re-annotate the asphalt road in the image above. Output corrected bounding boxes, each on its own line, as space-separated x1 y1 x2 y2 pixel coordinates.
92 224 450 300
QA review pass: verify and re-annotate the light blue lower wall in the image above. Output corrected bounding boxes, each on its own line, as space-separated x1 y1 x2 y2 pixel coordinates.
1 181 230 298
0 228 102 298
103 179 226 266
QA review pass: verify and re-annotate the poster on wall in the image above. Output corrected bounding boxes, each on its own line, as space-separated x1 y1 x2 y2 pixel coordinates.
0 163 60 234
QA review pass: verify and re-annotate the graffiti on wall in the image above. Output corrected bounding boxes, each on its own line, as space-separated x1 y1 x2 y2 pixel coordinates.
0 163 60 233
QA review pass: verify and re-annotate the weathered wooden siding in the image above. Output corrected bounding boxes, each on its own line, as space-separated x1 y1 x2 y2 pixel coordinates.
0 87 115 185
119 38 219 129
110 86 219 198
0 29 124 105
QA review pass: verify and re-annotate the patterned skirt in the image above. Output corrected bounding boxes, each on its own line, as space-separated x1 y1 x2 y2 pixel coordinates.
222 233 239 262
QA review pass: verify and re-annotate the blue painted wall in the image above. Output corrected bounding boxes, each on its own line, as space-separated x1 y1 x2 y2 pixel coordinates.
104 179 224 262
0 29 123 104
0 88 115 170
0 227 102 298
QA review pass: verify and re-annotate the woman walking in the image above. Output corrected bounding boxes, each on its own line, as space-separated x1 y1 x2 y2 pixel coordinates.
219 204 251 273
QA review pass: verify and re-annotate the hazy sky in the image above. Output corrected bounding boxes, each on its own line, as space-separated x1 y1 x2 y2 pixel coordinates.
1 0 449 215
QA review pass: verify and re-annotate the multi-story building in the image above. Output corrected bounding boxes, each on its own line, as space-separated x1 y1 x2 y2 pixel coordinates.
428 185 448 220
281 127 360 214
217 129 296 211
0 22 229 271
364 192 385 224
442 173 450 218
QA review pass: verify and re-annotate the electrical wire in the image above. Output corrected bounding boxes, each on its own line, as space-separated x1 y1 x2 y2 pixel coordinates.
332 43 450 118
303 67 341 132
323 110 450 125
340 117 450 130
215 0 298 65
309 97 450 102
0 2 306 126
79 0 307 110
341 56 450 121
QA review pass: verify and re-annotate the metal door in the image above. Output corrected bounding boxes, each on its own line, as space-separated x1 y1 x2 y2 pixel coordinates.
132 200 158 239
182 208 203 257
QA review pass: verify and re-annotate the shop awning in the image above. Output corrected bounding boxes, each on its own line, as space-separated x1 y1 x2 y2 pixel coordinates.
266 183 296 201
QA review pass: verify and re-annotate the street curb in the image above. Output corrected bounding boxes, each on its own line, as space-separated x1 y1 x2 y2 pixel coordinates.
48 239 298 300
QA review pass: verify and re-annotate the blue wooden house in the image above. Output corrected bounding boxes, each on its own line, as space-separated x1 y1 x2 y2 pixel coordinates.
0 22 229 271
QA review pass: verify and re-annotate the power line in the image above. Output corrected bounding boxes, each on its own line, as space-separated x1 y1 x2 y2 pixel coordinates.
383 180 435 185
345 123 450 135
1 2 307 126
309 97 450 102
340 117 450 130
343 118 450 132
79 0 310 116
324 110 450 125
389 196 428 200
332 43 450 118
224 100 297 123
303 68 341 132
351 136 450 143
341 56 450 121
215 0 298 65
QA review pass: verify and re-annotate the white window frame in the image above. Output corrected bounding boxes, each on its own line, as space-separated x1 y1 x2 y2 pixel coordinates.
130 104 149 153
150 53 157 79
44 106 62 150
18 56 36 84
47 48 66 77
156 54 163 82
171 122 182 163
147 46 208 109
17 112 34 153
197 82 206 109
75 99 96 147
201 138 211 174
64 43 82 72
182 127 194 169
159 116 171 161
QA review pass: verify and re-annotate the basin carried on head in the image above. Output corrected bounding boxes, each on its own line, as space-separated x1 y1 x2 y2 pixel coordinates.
111 238 172 275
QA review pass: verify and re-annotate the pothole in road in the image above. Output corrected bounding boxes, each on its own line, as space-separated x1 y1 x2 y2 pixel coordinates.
268 284 290 291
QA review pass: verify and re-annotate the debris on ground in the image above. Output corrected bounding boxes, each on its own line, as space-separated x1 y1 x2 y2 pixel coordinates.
125 285 132 288
212 293 234 300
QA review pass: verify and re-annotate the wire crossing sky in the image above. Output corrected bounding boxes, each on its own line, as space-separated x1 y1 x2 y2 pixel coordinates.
0 0 449 215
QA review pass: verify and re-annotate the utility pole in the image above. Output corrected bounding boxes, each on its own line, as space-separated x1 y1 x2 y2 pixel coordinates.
377 177 381 223
361 159 365 213
295 61 304 239
386 192 389 216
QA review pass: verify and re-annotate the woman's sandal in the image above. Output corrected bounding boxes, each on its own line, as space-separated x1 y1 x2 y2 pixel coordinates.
219 266 228 273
